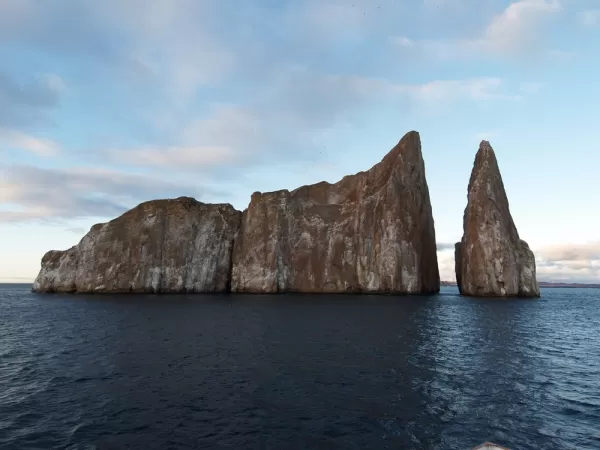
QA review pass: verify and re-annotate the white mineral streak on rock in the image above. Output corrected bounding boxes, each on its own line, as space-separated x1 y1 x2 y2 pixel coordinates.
32 197 241 293
231 131 440 294
454 141 540 298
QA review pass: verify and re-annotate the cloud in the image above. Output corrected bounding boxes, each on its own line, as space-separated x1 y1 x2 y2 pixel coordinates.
66 227 87 234
44 74 67 93
437 241 600 283
535 242 600 282
103 104 298 171
437 242 457 251
519 82 543 94
481 0 561 54
0 128 60 156
97 0 234 99
437 251 457 282
437 243 461 282
0 1 231 102
301 0 397 37
0 0 533 176
537 242 600 261
0 72 63 127
105 73 523 173
114 145 234 169
536 262 600 283
0 165 222 223
400 78 521 107
0 1 120 63
395 0 562 60
578 9 600 27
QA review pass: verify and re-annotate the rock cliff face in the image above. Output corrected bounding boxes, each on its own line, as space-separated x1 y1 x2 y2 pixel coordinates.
33 131 440 295
231 131 440 294
32 197 241 293
454 141 539 297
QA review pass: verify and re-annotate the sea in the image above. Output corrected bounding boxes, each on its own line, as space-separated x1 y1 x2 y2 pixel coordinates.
0 284 598 450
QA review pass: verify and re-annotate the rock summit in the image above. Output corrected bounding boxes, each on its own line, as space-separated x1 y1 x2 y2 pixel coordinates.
454 141 540 297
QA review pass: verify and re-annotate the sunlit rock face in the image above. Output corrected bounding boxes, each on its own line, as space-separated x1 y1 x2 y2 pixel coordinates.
455 141 540 298
32 197 241 293
231 131 440 294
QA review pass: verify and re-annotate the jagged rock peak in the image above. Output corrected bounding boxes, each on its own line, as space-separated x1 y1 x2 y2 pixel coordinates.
455 141 540 298
231 130 440 294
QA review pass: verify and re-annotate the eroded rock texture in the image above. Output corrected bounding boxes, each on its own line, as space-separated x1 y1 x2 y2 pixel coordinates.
231 131 440 293
32 197 241 293
455 141 540 297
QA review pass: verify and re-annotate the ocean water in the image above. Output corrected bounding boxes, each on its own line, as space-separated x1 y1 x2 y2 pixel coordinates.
0 284 599 450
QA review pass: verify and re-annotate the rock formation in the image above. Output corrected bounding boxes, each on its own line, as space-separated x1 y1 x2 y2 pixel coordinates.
231 131 440 293
33 131 440 295
32 197 241 293
454 141 539 297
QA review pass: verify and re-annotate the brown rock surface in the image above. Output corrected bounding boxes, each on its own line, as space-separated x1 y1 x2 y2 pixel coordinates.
455 141 540 297
231 131 440 293
32 197 241 293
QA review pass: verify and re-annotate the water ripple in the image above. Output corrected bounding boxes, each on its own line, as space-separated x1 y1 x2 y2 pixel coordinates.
0 284 599 449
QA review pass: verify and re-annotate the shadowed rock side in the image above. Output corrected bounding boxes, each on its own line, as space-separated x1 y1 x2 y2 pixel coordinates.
455 141 539 297
231 131 440 294
32 197 241 293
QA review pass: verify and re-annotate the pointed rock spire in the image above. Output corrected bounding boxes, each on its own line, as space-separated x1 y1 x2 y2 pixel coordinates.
455 141 540 297
232 130 440 293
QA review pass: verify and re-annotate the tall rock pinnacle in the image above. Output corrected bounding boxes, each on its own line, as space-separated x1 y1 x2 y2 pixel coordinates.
231 130 440 294
454 141 540 297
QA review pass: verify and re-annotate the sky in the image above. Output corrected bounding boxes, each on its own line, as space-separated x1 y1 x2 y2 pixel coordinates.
1 0 599 283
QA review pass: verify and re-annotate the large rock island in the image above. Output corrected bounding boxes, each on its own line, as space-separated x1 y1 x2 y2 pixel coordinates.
32 198 241 293
231 131 439 293
33 130 440 294
454 141 540 297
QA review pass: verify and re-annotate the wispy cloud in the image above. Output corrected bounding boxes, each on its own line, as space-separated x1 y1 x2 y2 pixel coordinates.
536 262 600 283
104 72 524 174
437 251 457 282
65 227 87 234
395 0 562 60
481 0 561 54
535 242 600 282
0 165 223 222
519 82 544 94
0 1 230 103
0 72 63 127
98 0 234 100
301 0 402 37
578 9 600 27
537 242 600 261
436 242 457 251
114 145 234 169
0 128 60 156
